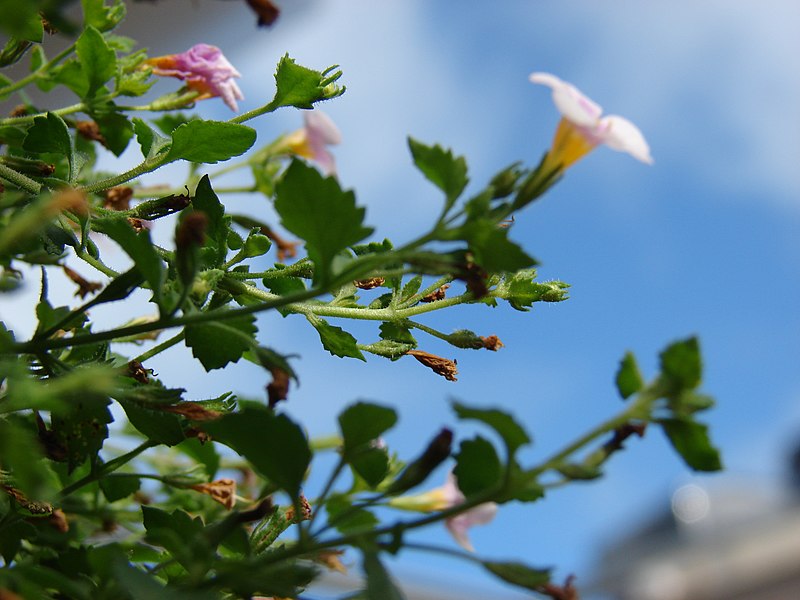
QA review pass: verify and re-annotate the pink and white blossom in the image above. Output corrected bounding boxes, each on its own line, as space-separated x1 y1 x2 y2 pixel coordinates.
147 44 244 112
278 110 342 175
530 72 653 169
388 471 497 552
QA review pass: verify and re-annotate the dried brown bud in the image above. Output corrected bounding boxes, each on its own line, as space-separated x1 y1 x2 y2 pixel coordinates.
127 218 148 233
9 104 29 118
75 120 107 147
480 335 504 351
48 508 69 533
49 188 88 217
499 215 516 229
421 284 450 303
604 422 647 453
245 0 281 26
104 186 133 211
176 212 208 249
354 277 385 290
62 265 102 299
538 574 579 600
407 350 458 381
127 360 151 384
266 368 290 408
191 478 237 510
284 495 312 523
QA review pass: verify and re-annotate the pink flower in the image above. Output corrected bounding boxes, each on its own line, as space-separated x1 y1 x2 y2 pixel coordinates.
147 44 244 111
530 72 653 170
388 471 498 552
278 110 342 175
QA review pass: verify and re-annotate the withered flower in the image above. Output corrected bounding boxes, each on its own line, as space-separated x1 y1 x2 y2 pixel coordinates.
407 350 458 381
421 284 450 303
160 402 222 421
104 186 133 211
284 495 312 523
48 508 69 533
266 367 290 408
62 265 102 299
354 277 385 290
190 478 237 510
480 335 504 351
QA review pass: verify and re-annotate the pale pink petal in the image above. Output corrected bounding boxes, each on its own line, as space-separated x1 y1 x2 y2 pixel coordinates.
598 115 654 164
446 502 498 552
304 110 342 145
529 72 602 127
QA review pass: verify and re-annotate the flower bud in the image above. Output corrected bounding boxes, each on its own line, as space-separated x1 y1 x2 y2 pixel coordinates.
386 428 453 494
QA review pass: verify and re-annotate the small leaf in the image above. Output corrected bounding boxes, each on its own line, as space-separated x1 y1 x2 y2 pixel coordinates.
51 395 113 472
453 401 531 455
379 322 416 345
350 447 390 488
660 418 723 472
271 54 333 109
99 474 141 502
166 120 256 164
326 494 379 535
184 312 257 371
22 112 73 175
275 160 373 284
203 407 311 496
0 1 43 41
457 219 535 272
660 336 702 391
408 137 468 210
190 175 227 268
482 561 551 591
615 351 643 400
132 117 169 158
82 0 127 32
92 110 133 156
121 402 184 446
494 270 569 311
308 315 365 361
76 25 117 97
454 436 502 496
339 402 397 451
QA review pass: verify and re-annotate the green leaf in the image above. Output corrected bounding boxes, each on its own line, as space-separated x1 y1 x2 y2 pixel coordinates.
99 474 141 502
76 25 117 97
51 395 113 472
203 407 311 496
176 437 220 479
482 561 551 592
92 110 133 156
190 175 227 268
85 267 144 307
243 230 271 258
660 336 702 391
362 550 406 600
271 54 332 109
453 401 531 455
275 160 373 284
457 220 535 272
454 436 502 496
0 417 59 501
339 402 397 451
121 402 184 446
132 117 169 158
81 0 126 32
660 418 722 472
350 447 390 488
379 322 416 345
22 112 73 176
92 215 164 307
307 315 365 360
615 351 644 400
184 312 257 371
556 463 603 480
408 137 468 211
142 506 210 570
326 494 379 535
0 0 43 41
166 120 256 164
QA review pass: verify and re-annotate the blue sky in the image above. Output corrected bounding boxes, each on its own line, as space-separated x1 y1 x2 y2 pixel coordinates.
7 1 800 597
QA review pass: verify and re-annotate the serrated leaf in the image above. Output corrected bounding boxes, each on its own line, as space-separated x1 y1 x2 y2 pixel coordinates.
616 351 644 400
271 54 330 109
275 160 373 283
76 25 117 97
203 407 310 496
184 312 257 371
457 219 535 272
307 315 365 360
93 110 133 156
51 395 113 472
379 322 416 344
121 402 184 446
81 0 126 32
189 175 228 268
408 137 468 210
166 120 256 164
482 561 551 591
454 436 502 496
660 336 702 391
22 112 73 176
495 271 569 311
660 418 722 472
453 401 530 455
339 402 397 451
176 437 220 479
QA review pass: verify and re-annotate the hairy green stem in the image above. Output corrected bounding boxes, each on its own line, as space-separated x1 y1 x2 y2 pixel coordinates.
0 162 42 194
132 331 185 364
59 440 158 499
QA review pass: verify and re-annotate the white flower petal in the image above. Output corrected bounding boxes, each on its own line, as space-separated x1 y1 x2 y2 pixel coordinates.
530 72 602 127
304 109 342 145
598 115 654 164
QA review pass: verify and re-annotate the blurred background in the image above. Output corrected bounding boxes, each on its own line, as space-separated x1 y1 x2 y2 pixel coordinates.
4 1 800 598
